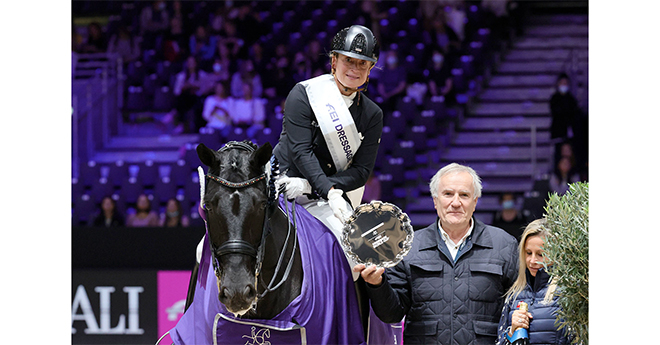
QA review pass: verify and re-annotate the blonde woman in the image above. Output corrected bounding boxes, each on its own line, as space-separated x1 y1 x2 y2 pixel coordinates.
496 219 572 344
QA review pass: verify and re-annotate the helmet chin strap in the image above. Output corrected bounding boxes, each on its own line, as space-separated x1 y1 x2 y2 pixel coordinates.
333 72 365 94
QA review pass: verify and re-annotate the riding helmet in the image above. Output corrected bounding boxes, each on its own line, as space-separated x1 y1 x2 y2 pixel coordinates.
331 25 379 63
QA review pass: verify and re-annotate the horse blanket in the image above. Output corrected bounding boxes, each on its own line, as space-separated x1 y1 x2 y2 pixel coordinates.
169 196 401 345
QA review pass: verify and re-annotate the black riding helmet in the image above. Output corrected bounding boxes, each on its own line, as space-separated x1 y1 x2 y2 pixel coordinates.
331 25 379 63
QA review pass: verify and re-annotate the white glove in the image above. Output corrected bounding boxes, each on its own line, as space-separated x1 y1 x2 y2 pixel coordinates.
327 188 352 222
276 176 312 199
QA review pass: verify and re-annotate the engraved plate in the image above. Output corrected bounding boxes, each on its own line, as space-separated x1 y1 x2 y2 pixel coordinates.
341 201 414 268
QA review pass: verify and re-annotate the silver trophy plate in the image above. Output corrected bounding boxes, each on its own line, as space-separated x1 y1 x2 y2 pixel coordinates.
341 200 414 268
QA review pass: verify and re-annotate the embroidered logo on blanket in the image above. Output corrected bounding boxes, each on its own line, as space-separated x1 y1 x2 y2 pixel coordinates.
242 326 271 345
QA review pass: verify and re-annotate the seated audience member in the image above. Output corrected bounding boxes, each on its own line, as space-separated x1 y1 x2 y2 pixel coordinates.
376 50 408 110
82 22 107 53
106 25 141 64
171 55 207 133
549 156 581 195
160 198 190 227
426 47 455 105
202 81 233 136
230 82 265 138
230 59 263 99
491 192 527 241
91 196 125 227
126 194 160 227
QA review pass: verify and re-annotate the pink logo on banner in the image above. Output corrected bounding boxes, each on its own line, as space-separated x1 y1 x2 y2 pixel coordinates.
157 271 191 343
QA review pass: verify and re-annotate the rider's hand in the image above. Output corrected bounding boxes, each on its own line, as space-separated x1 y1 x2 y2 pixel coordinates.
276 176 312 199
353 264 385 286
327 188 351 222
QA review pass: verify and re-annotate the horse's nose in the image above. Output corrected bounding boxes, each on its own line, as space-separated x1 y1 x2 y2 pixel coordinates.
218 285 256 307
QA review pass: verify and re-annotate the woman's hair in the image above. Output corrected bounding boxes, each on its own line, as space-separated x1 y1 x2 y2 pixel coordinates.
428 163 482 199
504 218 558 304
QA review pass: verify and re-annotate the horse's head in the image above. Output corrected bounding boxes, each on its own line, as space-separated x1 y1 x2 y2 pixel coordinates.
197 140 273 316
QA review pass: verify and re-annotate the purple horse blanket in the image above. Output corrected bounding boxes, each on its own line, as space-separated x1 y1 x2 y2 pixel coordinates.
169 197 401 345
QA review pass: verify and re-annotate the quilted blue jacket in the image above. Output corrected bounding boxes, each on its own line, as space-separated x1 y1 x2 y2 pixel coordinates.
496 268 572 345
367 218 519 344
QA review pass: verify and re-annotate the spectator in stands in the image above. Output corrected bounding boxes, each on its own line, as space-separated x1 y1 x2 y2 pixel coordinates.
106 25 141 64
292 52 312 84
202 81 233 136
126 194 160 227
549 73 580 142
200 57 231 96
172 55 207 133
305 39 326 75
209 3 226 35
91 196 125 227
550 73 588 175
496 218 572 345
219 19 246 60
422 10 461 66
231 82 265 138
160 198 190 227
263 51 295 99
82 22 107 53
230 59 263 99
549 156 581 196
354 163 519 344
139 0 170 50
189 24 218 66
376 50 408 111
234 2 264 47
249 41 269 77
426 47 455 105
492 192 527 241
356 0 386 44
162 0 186 63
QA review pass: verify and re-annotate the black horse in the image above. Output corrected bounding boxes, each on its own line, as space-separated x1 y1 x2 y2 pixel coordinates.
195 140 303 319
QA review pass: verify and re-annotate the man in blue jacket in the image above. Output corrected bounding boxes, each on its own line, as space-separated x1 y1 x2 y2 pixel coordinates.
355 163 519 344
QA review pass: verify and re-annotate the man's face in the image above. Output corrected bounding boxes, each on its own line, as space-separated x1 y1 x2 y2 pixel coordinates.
433 171 478 233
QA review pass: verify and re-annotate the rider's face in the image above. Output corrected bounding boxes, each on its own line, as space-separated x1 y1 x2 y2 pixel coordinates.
332 53 373 93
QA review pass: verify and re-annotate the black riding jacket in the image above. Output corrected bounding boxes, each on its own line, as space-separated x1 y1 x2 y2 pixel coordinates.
273 81 383 199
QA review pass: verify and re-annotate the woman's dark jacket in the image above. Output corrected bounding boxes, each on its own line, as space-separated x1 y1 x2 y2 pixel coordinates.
496 268 572 345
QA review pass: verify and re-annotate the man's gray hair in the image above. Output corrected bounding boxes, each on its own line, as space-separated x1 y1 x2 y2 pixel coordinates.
429 163 482 199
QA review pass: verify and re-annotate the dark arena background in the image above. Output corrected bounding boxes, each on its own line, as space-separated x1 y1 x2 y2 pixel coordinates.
71 1 588 344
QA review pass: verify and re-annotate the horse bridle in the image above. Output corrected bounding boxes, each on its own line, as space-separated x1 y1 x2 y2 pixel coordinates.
202 141 297 301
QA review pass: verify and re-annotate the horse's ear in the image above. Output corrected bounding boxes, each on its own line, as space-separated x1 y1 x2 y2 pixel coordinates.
196 143 217 167
251 142 272 168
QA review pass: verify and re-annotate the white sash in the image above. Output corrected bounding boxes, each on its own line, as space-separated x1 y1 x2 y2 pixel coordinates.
301 74 364 207
301 74 361 172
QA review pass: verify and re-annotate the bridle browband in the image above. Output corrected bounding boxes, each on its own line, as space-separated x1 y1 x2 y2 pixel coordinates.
202 141 297 305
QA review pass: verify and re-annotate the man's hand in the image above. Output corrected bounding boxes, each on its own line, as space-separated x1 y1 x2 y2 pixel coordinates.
353 264 385 286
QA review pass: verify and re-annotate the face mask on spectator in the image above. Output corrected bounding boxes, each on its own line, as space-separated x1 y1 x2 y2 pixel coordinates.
433 54 444 64
558 85 569 94
167 211 180 218
501 200 515 210
213 63 222 72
